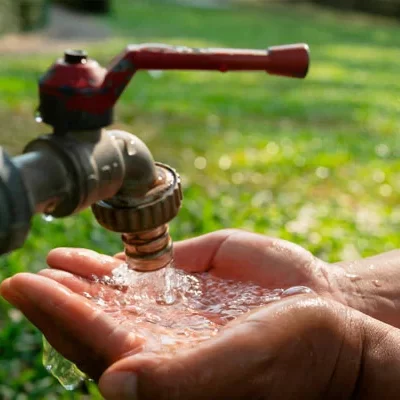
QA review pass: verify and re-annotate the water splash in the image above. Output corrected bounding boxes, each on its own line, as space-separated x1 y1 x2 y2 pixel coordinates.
43 260 314 389
35 111 42 123
43 338 87 391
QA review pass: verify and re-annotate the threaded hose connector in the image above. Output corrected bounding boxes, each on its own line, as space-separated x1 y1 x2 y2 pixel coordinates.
122 224 172 271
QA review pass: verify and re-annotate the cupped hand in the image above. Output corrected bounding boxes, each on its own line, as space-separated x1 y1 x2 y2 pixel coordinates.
2 267 400 399
3 229 400 399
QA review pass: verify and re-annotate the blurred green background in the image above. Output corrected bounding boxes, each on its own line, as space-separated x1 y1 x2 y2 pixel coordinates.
2 0 400 398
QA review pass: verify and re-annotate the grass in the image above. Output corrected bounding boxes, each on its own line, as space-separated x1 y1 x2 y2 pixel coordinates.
2 0 400 397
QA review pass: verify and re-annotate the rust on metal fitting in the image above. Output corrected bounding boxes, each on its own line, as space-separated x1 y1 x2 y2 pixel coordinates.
122 224 173 272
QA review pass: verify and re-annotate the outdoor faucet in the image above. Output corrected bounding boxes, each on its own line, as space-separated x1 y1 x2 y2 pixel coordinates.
0 42 310 270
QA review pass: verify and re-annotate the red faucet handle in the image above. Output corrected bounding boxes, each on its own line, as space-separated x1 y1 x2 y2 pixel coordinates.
38 43 310 132
262 44 310 78
121 43 309 78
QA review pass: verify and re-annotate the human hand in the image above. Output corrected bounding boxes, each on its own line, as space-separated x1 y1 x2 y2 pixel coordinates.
2 229 400 399
1 229 332 377
2 265 400 399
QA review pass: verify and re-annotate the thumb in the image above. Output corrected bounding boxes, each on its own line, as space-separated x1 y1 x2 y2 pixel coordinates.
98 296 358 400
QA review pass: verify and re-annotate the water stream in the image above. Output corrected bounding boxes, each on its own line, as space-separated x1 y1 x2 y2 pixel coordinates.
43 257 313 390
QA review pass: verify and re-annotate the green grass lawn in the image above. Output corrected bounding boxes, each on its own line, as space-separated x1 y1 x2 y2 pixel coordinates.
2 0 400 398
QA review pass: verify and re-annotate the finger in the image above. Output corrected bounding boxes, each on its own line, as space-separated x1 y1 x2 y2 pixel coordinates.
1 274 143 376
47 248 123 278
2 277 107 378
39 269 97 293
38 269 122 301
174 229 315 286
99 296 361 400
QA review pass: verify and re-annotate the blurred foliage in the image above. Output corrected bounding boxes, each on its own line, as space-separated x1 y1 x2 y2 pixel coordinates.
0 0 18 34
19 0 50 31
0 0 49 33
2 0 400 398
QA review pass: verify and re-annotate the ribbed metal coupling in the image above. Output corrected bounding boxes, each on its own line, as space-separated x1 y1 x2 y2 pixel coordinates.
92 163 182 233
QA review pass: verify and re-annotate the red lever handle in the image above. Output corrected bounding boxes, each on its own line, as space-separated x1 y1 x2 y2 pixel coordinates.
126 43 308 76
39 43 310 132
102 43 309 96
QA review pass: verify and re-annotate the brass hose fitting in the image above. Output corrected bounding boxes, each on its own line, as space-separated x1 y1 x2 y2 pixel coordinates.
122 224 172 272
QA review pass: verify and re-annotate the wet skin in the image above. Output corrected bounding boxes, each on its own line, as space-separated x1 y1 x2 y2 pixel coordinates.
2 229 400 399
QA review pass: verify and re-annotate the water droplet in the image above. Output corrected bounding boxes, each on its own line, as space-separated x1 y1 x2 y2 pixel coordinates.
127 140 137 156
35 111 42 123
281 286 314 297
372 280 381 287
345 273 361 282
42 214 54 223
194 156 207 170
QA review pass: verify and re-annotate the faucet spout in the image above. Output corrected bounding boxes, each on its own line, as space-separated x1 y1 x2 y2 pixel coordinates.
92 155 182 271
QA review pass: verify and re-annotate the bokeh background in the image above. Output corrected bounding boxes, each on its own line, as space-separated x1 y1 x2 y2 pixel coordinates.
1 0 400 398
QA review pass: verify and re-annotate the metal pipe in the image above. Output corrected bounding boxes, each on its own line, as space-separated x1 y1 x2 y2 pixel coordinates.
12 149 71 215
